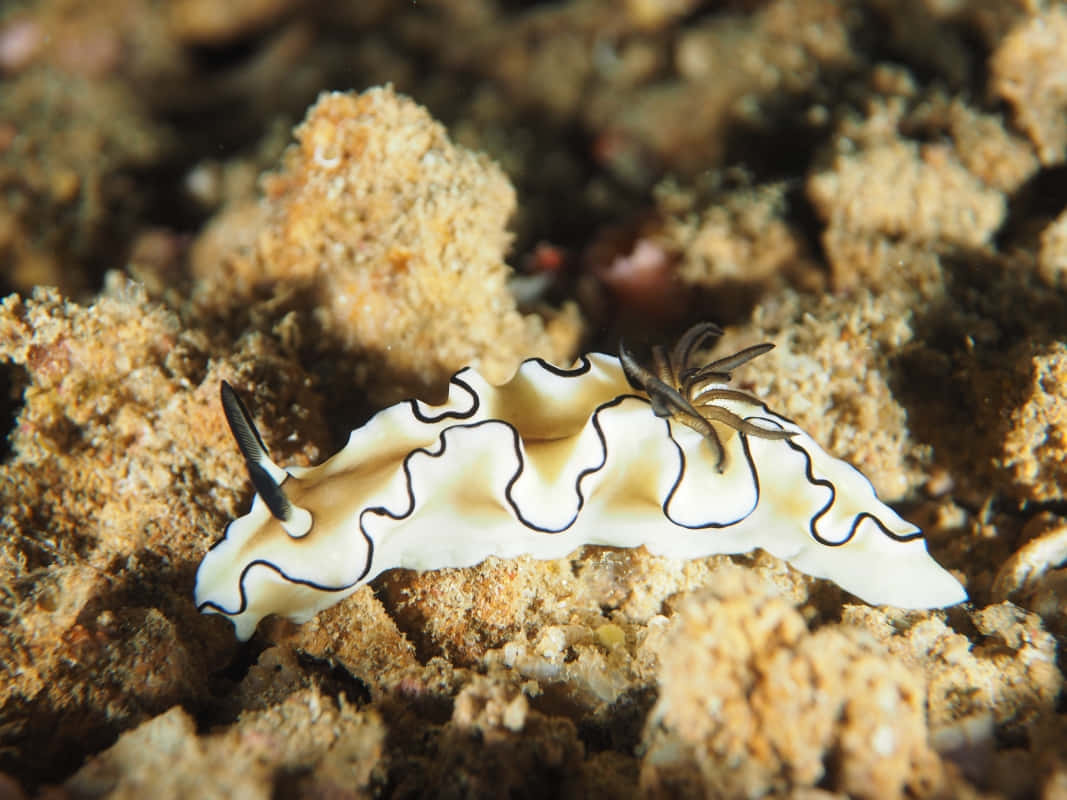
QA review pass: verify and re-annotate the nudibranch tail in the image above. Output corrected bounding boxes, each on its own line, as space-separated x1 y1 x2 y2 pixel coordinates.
219 381 312 538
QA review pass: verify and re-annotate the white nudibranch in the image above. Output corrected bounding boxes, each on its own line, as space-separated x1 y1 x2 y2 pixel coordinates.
196 323 967 640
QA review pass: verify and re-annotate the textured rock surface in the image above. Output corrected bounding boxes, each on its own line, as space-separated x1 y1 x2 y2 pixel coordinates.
1 2 1067 796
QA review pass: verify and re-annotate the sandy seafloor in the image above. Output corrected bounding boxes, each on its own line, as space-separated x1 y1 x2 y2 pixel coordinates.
1 1 1067 797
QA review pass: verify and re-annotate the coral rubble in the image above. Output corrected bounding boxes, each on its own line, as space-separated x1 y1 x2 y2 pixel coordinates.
1 1 1066 796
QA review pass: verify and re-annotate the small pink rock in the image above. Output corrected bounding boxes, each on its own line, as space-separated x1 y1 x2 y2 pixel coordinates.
596 238 687 319
0 18 42 73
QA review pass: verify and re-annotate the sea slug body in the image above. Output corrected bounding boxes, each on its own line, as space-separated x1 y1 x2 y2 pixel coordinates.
196 324 967 641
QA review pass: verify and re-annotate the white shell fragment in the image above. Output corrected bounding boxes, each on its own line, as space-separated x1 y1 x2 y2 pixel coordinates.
991 515 1067 603
196 329 967 641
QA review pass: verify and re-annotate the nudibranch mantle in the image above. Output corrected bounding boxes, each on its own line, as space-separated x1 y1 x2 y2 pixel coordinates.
196 328 967 641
